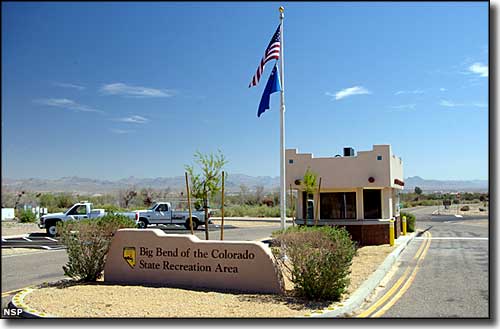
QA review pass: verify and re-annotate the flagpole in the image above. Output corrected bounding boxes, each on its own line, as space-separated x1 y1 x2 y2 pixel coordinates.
279 6 286 231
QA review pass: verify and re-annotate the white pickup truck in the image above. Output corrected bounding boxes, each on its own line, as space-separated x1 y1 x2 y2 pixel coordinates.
135 201 209 230
39 201 136 236
39 201 209 236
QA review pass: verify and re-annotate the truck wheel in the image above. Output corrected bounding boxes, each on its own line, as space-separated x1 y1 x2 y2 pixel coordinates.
138 218 148 229
185 219 199 230
46 222 59 237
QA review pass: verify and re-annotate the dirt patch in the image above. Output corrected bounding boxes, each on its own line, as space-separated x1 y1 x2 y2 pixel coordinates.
1 221 45 237
23 244 394 317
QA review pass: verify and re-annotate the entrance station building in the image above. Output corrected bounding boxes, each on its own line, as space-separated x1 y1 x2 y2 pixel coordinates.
286 145 405 245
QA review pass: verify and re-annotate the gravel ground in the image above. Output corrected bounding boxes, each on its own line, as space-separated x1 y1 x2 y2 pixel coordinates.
1 221 45 237
24 243 394 318
434 203 488 216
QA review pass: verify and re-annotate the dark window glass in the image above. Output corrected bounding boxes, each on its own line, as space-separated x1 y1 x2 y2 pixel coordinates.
363 189 382 219
302 192 314 219
320 192 356 219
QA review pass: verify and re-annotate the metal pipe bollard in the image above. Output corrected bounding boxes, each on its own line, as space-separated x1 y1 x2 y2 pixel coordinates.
402 215 407 236
389 219 395 246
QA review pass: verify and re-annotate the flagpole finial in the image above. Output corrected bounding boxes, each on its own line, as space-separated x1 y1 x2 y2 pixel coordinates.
279 6 284 13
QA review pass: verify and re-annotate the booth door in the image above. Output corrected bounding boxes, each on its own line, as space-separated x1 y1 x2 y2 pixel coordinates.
363 189 382 219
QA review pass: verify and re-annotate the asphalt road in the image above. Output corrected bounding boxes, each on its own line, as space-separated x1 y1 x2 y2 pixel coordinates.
1 222 281 317
355 207 489 318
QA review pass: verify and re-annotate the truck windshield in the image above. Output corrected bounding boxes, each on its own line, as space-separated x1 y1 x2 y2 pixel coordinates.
149 203 158 211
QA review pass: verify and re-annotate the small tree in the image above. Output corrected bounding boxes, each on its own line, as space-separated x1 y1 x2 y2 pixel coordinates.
302 168 318 222
185 150 228 240
255 185 265 205
140 188 155 207
414 186 423 195
119 188 137 209
239 184 249 205
13 190 25 209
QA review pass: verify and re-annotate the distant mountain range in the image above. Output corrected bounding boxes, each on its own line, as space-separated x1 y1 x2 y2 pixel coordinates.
1 175 487 194
403 176 488 193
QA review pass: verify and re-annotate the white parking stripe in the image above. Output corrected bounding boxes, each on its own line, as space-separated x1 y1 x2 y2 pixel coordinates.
1 248 66 258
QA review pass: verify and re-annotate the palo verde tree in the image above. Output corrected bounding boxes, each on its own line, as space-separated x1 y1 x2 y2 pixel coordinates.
301 167 318 221
185 150 228 240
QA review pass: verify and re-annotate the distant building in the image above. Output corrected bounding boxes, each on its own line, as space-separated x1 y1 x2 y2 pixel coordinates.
286 145 405 245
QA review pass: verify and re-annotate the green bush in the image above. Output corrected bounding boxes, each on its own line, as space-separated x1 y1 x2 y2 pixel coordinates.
17 209 37 223
272 226 356 301
58 214 136 282
400 212 416 232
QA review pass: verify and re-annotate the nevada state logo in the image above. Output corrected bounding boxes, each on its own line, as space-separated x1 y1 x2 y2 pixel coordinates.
123 247 136 268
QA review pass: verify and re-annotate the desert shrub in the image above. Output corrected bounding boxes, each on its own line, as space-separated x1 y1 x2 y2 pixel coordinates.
17 209 37 223
212 205 293 217
58 214 136 282
96 204 127 213
272 226 356 301
400 212 416 232
55 193 76 208
460 205 470 211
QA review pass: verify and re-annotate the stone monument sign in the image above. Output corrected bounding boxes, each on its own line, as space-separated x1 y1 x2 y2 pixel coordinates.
104 229 284 294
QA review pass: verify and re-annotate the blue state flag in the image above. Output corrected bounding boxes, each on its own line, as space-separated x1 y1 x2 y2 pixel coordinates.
258 65 281 117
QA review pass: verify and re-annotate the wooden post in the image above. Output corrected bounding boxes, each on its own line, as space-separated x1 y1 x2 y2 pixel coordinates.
185 172 194 235
220 171 225 240
314 177 322 226
289 184 295 227
204 183 209 240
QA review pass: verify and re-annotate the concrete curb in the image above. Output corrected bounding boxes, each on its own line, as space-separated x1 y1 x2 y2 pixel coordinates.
306 232 416 318
9 288 54 318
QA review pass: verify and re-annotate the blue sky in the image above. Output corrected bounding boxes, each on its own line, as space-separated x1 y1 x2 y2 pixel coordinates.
2 2 488 180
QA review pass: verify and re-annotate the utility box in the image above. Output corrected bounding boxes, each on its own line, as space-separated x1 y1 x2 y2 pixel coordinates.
2 208 15 221
343 147 355 157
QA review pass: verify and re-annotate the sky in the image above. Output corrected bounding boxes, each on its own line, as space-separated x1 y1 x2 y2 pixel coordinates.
1 2 489 181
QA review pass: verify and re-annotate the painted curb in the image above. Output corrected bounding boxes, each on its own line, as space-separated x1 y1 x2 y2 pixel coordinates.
9 288 54 318
305 232 416 318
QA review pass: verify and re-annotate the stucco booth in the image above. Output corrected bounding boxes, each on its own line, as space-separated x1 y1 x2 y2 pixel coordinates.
286 145 405 245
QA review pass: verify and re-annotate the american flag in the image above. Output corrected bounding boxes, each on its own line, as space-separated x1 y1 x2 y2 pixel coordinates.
249 24 281 88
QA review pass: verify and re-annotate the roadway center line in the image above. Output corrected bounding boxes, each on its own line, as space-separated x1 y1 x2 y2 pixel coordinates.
357 231 431 318
371 230 433 318
414 237 488 240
